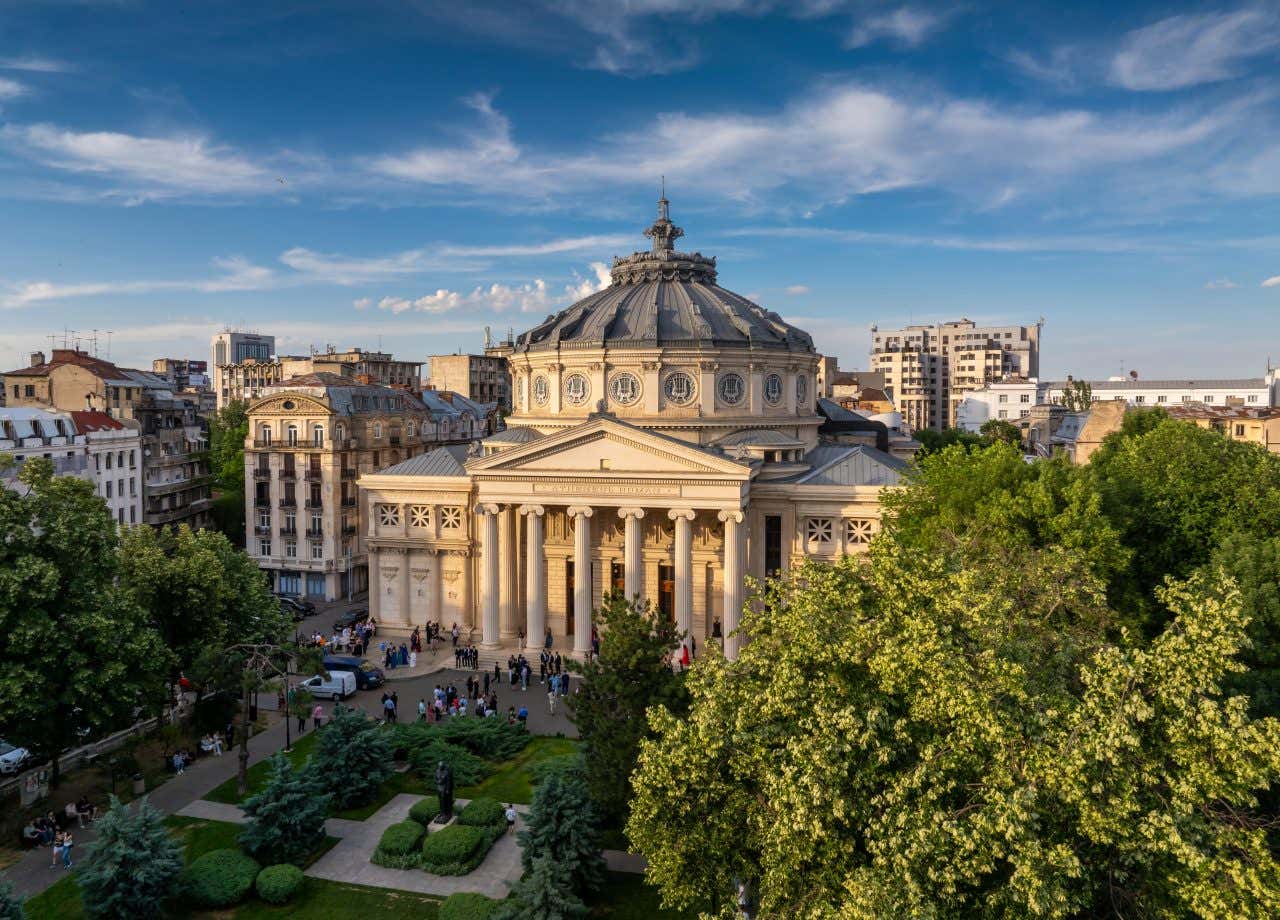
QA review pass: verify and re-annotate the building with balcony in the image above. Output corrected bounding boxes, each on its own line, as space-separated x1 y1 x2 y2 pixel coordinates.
244 373 491 600
216 347 423 410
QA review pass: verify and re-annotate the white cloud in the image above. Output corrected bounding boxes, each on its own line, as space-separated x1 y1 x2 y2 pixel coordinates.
365 84 1230 209
1 123 278 197
0 255 275 308
564 262 612 302
1110 8 1280 91
0 78 26 100
353 297 372 311
784 284 810 295
0 56 73 73
847 7 943 49
366 261 611 317
1263 276 1280 288
1205 278 1238 289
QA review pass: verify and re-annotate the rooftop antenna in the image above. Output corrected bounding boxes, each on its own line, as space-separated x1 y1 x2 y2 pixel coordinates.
105 330 113 359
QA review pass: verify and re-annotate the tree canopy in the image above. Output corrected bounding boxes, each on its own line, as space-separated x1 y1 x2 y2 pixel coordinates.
208 400 249 541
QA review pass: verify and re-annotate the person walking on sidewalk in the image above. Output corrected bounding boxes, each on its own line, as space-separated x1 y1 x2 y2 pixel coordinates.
312 703 325 731
60 831 73 869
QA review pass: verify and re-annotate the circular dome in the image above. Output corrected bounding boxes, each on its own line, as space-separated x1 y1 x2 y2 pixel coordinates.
512 197 814 355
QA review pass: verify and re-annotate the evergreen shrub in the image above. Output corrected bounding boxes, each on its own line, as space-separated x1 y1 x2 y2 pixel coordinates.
457 797 504 829
420 824 488 875
182 848 260 908
254 864 304 905
371 821 426 869
408 739 489 785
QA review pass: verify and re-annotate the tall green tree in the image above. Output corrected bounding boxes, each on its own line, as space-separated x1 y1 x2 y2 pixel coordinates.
0 460 167 783
517 768 605 896
495 854 588 920
240 753 330 866
305 704 393 809
1060 377 1093 411
0 878 23 920
119 524 290 688
77 796 183 920
979 417 1021 445
628 551 1280 919
566 591 687 825
208 399 249 542
913 427 984 455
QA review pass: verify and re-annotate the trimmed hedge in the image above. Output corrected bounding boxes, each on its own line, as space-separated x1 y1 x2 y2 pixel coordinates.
255 864 304 905
457 797 504 829
440 891 501 920
371 820 426 870
409 795 441 827
420 824 490 875
183 848 260 908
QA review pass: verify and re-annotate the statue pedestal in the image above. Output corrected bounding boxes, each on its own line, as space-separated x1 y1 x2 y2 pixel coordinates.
428 814 457 833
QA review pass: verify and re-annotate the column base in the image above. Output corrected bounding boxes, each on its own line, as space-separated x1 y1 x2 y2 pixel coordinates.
480 640 502 650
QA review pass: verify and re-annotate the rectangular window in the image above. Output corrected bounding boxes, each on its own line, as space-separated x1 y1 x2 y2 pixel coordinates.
106 453 113 469
1157 395 1167 403
998 410 1008 419
311 542 324 560
259 539 271 556
998 394 1007 403
1019 394 1030 403
764 515 782 578
105 481 113 498
130 507 136 524
24 385 34 397
1248 394 1259 403
1204 395 1214 403
1135 395 1145 404
285 541 297 559
1235 424 1246 437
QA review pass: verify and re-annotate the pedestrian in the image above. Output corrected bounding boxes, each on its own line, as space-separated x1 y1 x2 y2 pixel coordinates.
547 685 557 715
61 831 73 869
172 751 185 775
560 672 570 697
383 695 396 724
544 626 553 650
50 831 62 869
505 803 517 835
418 698 427 721
494 661 501 684
680 643 690 672
296 705 306 735
312 703 324 731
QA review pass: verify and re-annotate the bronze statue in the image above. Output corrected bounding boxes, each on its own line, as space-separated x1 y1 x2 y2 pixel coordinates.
435 759 454 821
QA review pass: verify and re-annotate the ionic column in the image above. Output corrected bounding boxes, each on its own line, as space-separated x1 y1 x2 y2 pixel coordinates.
426 549 442 624
618 507 646 603
368 547 382 622
499 506 517 639
478 503 501 648
668 510 696 641
568 506 594 655
718 509 745 660
398 549 411 625
520 504 546 651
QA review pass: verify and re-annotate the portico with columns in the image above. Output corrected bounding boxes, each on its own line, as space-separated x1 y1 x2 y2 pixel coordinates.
356 199 910 660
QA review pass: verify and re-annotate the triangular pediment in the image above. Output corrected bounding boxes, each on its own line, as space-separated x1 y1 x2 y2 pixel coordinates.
249 394 330 415
468 417 750 478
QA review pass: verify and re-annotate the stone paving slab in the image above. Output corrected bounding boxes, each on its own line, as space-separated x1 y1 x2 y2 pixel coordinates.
175 799 250 824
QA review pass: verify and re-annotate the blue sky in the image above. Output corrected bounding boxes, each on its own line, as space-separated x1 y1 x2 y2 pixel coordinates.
1 0 1279 379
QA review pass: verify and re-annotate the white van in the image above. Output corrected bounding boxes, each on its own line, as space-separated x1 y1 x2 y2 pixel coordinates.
301 670 357 700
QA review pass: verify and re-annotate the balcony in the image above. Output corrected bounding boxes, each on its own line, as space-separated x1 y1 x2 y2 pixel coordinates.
252 467 271 480
278 498 297 509
304 469 322 481
340 468 356 480
253 438 274 448
254 525 271 536
304 498 323 509
254 496 270 508
306 527 324 538
279 526 298 537
342 524 357 536
341 497 357 508
389 436 401 446
279 468 297 481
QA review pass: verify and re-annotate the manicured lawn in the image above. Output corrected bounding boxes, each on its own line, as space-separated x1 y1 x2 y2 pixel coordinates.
458 736 580 804
588 872 704 919
204 731 319 804
23 875 83 920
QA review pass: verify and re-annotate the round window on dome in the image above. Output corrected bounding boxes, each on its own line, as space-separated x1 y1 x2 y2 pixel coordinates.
718 372 746 406
533 375 549 406
663 371 696 406
763 373 783 405
608 372 641 406
563 373 591 407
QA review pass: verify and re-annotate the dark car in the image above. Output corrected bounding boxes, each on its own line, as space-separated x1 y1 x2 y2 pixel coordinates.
279 597 316 618
279 599 306 622
332 608 368 632
322 655 384 690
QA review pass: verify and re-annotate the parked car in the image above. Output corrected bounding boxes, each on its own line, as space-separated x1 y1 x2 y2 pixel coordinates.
279 600 306 622
0 740 31 774
278 597 315 619
323 655 384 690
332 608 368 632
300 671 356 700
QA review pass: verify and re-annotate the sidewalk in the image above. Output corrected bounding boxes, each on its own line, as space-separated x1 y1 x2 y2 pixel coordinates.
2 712 299 899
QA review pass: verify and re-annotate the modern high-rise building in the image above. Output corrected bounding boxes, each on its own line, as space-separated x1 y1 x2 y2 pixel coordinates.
211 331 276 409
216 346 422 410
870 318 1041 431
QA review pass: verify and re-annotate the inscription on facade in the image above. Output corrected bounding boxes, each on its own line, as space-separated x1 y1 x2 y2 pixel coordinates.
532 482 681 497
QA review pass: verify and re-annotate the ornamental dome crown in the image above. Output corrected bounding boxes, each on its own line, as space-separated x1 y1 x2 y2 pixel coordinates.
512 195 814 355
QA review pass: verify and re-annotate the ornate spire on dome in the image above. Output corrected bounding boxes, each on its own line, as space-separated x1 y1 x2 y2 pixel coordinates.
644 180 684 255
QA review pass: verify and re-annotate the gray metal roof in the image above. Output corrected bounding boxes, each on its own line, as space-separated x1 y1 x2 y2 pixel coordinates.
1045 378 1268 391
512 202 813 355
787 444 909 486
484 427 544 444
376 444 471 477
715 428 804 447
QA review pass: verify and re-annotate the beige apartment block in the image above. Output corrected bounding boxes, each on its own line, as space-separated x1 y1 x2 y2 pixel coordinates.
870 318 1041 431
359 199 908 661
218 348 423 410
427 353 511 411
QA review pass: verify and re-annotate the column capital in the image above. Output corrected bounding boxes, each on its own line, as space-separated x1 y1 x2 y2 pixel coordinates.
518 504 545 517
477 502 501 516
717 509 745 524
667 508 696 522
567 505 594 518
617 507 646 520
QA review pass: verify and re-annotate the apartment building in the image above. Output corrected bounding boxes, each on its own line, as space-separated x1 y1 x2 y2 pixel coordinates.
244 373 492 600
217 347 422 409
956 370 1280 432
212 332 275 409
2 349 211 528
426 353 510 410
870 318 1041 431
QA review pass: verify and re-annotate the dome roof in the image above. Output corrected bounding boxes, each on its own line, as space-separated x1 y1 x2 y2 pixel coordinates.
512 197 814 355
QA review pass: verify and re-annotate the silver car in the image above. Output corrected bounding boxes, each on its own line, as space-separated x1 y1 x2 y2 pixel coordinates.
0 740 31 774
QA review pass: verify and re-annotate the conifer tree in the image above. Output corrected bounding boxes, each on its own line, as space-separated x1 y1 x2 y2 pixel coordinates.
495 854 588 920
240 752 331 865
305 704 392 809
77 796 183 920
0 879 24 920
518 770 605 896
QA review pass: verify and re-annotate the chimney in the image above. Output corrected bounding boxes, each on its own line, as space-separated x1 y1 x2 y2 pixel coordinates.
439 392 454 404
30 351 45 367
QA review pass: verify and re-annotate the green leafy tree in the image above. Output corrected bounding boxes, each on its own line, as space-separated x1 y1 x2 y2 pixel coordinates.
517 769 605 896
627 544 1280 919
566 591 687 825
305 704 393 809
913 427 984 455
208 400 249 542
77 796 183 920
1060 377 1093 411
0 878 23 920
0 460 168 783
495 854 588 920
979 417 1021 445
239 752 331 865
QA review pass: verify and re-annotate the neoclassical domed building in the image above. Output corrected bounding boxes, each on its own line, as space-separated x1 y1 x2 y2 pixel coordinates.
361 198 908 659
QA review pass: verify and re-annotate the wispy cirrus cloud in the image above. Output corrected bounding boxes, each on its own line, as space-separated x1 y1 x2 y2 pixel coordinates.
1263 275 1280 288
1110 7 1280 91
0 78 26 100
846 6 946 49
1205 278 1238 289
0 55 73 73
